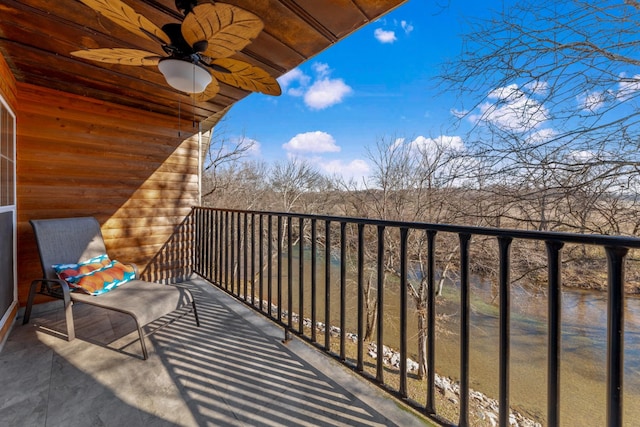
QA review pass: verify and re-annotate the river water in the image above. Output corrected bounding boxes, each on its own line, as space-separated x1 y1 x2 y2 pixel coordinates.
269 252 640 426
433 282 640 426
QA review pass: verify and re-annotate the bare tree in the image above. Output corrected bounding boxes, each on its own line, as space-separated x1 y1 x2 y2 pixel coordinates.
441 0 640 237
203 160 270 210
269 158 326 213
201 120 258 200
334 135 471 377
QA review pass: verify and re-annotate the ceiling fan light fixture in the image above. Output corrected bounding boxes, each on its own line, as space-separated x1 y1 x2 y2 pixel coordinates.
158 58 211 93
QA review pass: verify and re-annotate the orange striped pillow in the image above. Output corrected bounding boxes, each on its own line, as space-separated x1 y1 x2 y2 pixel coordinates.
52 254 111 286
71 261 136 296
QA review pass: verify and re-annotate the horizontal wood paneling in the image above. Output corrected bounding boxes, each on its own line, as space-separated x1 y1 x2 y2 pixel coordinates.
0 54 17 109
16 83 200 305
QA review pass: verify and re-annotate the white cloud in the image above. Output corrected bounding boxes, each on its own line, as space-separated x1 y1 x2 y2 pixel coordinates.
410 135 465 154
617 73 640 101
487 84 521 101
320 158 371 183
374 19 412 43
388 135 478 188
244 138 261 156
527 128 556 144
391 135 466 159
566 150 596 162
400 20 414 34
304 78 353 110
471 84 549 132
524 80 549 96
312 62 331 78
578 91 606 112
282 131 341 154
278 68 311 96
279 63 352 110
390 137 405 151
374 28 397 43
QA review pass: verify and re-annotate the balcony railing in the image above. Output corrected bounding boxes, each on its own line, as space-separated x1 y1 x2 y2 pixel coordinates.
189 206 640 427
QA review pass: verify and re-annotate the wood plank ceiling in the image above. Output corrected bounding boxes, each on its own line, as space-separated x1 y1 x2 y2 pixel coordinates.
0 0 407 129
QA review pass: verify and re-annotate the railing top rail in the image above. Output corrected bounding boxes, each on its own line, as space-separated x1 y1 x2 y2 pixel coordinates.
192 206 640 248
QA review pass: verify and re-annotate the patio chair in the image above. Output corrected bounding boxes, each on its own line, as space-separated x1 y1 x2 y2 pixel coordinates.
22 216 199 359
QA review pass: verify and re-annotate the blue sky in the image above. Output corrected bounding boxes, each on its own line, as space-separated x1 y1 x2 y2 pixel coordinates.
217 0 505 182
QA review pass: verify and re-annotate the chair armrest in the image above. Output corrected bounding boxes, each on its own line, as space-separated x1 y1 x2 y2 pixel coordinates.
32 278 72 300
23 278 73 326
128 263 140 278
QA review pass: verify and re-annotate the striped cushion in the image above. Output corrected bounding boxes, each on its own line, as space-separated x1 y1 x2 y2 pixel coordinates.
71 261 136 296
52 254 111 286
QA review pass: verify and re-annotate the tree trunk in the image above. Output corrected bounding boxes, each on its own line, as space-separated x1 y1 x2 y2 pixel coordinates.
417 306 428 379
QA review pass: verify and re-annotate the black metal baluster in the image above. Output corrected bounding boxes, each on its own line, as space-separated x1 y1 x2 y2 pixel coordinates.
546 240 563 427
195 209 201 276
243 212 248 300
205 209 211 280
259 214 264 312
340 221 347 360
211 211 220 285
288 216 293 330
311 218 317 343
376 225 385 383
357 223 365 371
299 217 305 333
230 212 235 293
224 211 230 290
237 212 242 296
194 209 200 275
498 236 512 427
459 233 471 427
251 213 256 306
325 221 331 351
399 227 409 397
426 230 437 415
606 246 628 427
214 210 219 283
214 210 219 285
277 216 283 323
267 215 273 318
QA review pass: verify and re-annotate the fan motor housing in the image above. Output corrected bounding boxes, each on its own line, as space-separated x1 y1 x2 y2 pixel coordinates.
175 0 200 15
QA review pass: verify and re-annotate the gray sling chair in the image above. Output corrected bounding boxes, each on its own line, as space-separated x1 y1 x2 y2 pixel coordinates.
22 217 200 359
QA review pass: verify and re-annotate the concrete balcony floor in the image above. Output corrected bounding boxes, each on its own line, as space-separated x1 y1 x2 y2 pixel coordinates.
0 278 431 426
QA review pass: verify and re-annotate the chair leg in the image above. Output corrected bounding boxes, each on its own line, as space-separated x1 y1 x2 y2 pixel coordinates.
192 301 200 327
22 280 39 325
63 295 75 341
136 323 148 360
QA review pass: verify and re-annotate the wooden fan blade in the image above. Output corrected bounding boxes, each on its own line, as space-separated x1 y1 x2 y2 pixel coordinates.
71 48 162 66
181 3 263 59
78 0 171 45
211 58 282 96
192 78 220 102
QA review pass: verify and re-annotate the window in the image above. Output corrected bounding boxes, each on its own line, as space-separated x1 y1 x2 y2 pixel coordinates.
0 95 16 333
1 100 15 206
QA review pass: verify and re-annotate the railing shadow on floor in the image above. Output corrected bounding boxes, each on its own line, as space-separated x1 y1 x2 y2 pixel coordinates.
149 280 421 426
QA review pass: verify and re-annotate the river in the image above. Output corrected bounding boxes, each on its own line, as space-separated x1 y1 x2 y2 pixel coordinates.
268 252 640 426
434 282 640 426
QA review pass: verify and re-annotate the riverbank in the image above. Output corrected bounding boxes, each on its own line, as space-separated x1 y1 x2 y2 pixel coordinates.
254 298 542 427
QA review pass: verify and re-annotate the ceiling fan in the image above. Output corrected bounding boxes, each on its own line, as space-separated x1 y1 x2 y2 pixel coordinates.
71 0 281 101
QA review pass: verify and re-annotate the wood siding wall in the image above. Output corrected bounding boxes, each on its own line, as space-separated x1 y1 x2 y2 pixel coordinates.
16 83 200 305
